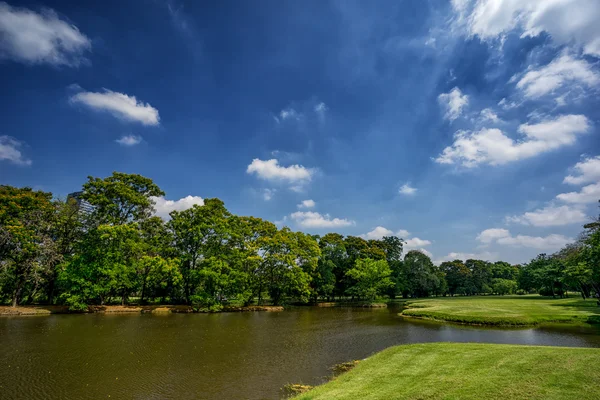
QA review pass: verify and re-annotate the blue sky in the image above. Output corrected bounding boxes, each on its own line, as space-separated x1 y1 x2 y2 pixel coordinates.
1 0 600 264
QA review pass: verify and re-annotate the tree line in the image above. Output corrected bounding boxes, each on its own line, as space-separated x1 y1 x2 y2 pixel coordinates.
1 172 599 310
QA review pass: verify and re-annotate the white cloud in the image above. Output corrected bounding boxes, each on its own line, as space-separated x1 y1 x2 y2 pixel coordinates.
477 228 571 250
462 0 600 57
70 89 160 126
564 156 600 185
0 135 31 166
506 204 587 227
435 114 591 167
115 135 142 146
297 199 315 209
315 102 327 113
290 211 354 229
360 226 393 240
480 108 500 123
516 54 599 99
246 158 315 184
396 229 410 238
556 182 600 204
360 226 411 240
438 87 469 121
262 188 276 201
399 183 417 195
152 195 204 219
476 228 510 244
404 237 432 249
0 2 90 66
279 108 301 121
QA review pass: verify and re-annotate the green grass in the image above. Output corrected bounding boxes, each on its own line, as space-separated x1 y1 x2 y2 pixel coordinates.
296 343 600 400
400 295 600 326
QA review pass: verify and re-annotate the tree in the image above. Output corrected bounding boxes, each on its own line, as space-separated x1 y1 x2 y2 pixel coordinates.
168 199 232 304
45 197 84 304
491 278 517 295
403 250 439 298
258 228 317 305
82 172 164 225
0 186 55 307
345 258 393 301
60 224 142 309
440 260 471 296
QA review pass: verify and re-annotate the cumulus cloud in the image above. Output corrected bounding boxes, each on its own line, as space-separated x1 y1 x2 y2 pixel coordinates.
115 135 142 146
477 228 571 250
297 199 315 209
556 183 600 205
290 211 354 229
0 135 31 166
360 226 393 240
246 158 315 184
438 87 469 121
506 204 587 227
435 114 591 167
476 228 511 244
399 183 417 195
0 2 91 66
70 89 160 126
152 195 204 219
563 156 600 185
516 54 599 99
457 0 600 57
360 226 411 240
404 237 432 250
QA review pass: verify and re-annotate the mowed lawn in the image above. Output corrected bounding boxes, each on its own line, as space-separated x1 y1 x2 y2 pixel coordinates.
297 343 600 400
400 295 600 326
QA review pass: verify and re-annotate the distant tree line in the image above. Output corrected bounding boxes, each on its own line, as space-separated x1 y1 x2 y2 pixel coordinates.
1 172 599 310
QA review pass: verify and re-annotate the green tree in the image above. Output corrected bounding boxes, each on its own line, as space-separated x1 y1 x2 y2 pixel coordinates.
345 258 393 301
440 260 471 296
403 250 438 298
0 186 55 306
168 199 232 304
82 172 164 225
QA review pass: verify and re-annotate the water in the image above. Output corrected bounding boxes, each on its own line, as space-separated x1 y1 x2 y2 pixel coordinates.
1 306 599 400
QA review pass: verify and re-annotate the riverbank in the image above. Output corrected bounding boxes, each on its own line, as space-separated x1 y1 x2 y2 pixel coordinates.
400 295 600 326
296 343 600 400
0 304 284 316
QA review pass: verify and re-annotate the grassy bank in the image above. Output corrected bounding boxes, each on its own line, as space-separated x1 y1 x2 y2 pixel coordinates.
0 304 284 316
297 343 600 400
400 295 600 326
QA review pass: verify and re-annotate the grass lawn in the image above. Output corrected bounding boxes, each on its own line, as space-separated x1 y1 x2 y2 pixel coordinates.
296 343 600 400
400 295 600 326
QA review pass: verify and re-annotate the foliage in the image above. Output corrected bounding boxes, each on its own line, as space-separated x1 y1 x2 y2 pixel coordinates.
5 171 600 310
345 258 393 301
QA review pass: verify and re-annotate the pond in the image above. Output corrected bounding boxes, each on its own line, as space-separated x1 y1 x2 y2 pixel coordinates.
1 306 600 400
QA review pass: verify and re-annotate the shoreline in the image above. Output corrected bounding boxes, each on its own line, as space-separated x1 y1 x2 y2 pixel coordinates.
0 304 284 316
296 343 600 399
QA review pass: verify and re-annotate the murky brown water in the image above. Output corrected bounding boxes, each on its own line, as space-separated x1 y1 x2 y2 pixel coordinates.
1 306 599 400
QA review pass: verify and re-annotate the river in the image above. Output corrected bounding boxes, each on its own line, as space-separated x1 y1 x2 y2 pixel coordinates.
1 306 599 399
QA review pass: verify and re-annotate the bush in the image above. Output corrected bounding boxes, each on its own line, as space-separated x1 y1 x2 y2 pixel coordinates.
516 289 527 295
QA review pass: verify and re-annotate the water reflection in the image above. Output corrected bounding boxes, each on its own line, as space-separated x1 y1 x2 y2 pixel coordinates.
1 308 599 400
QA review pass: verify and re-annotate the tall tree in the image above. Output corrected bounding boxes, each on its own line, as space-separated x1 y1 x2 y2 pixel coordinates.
82 172 164 225
0 186 55 307
345 258 393 301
